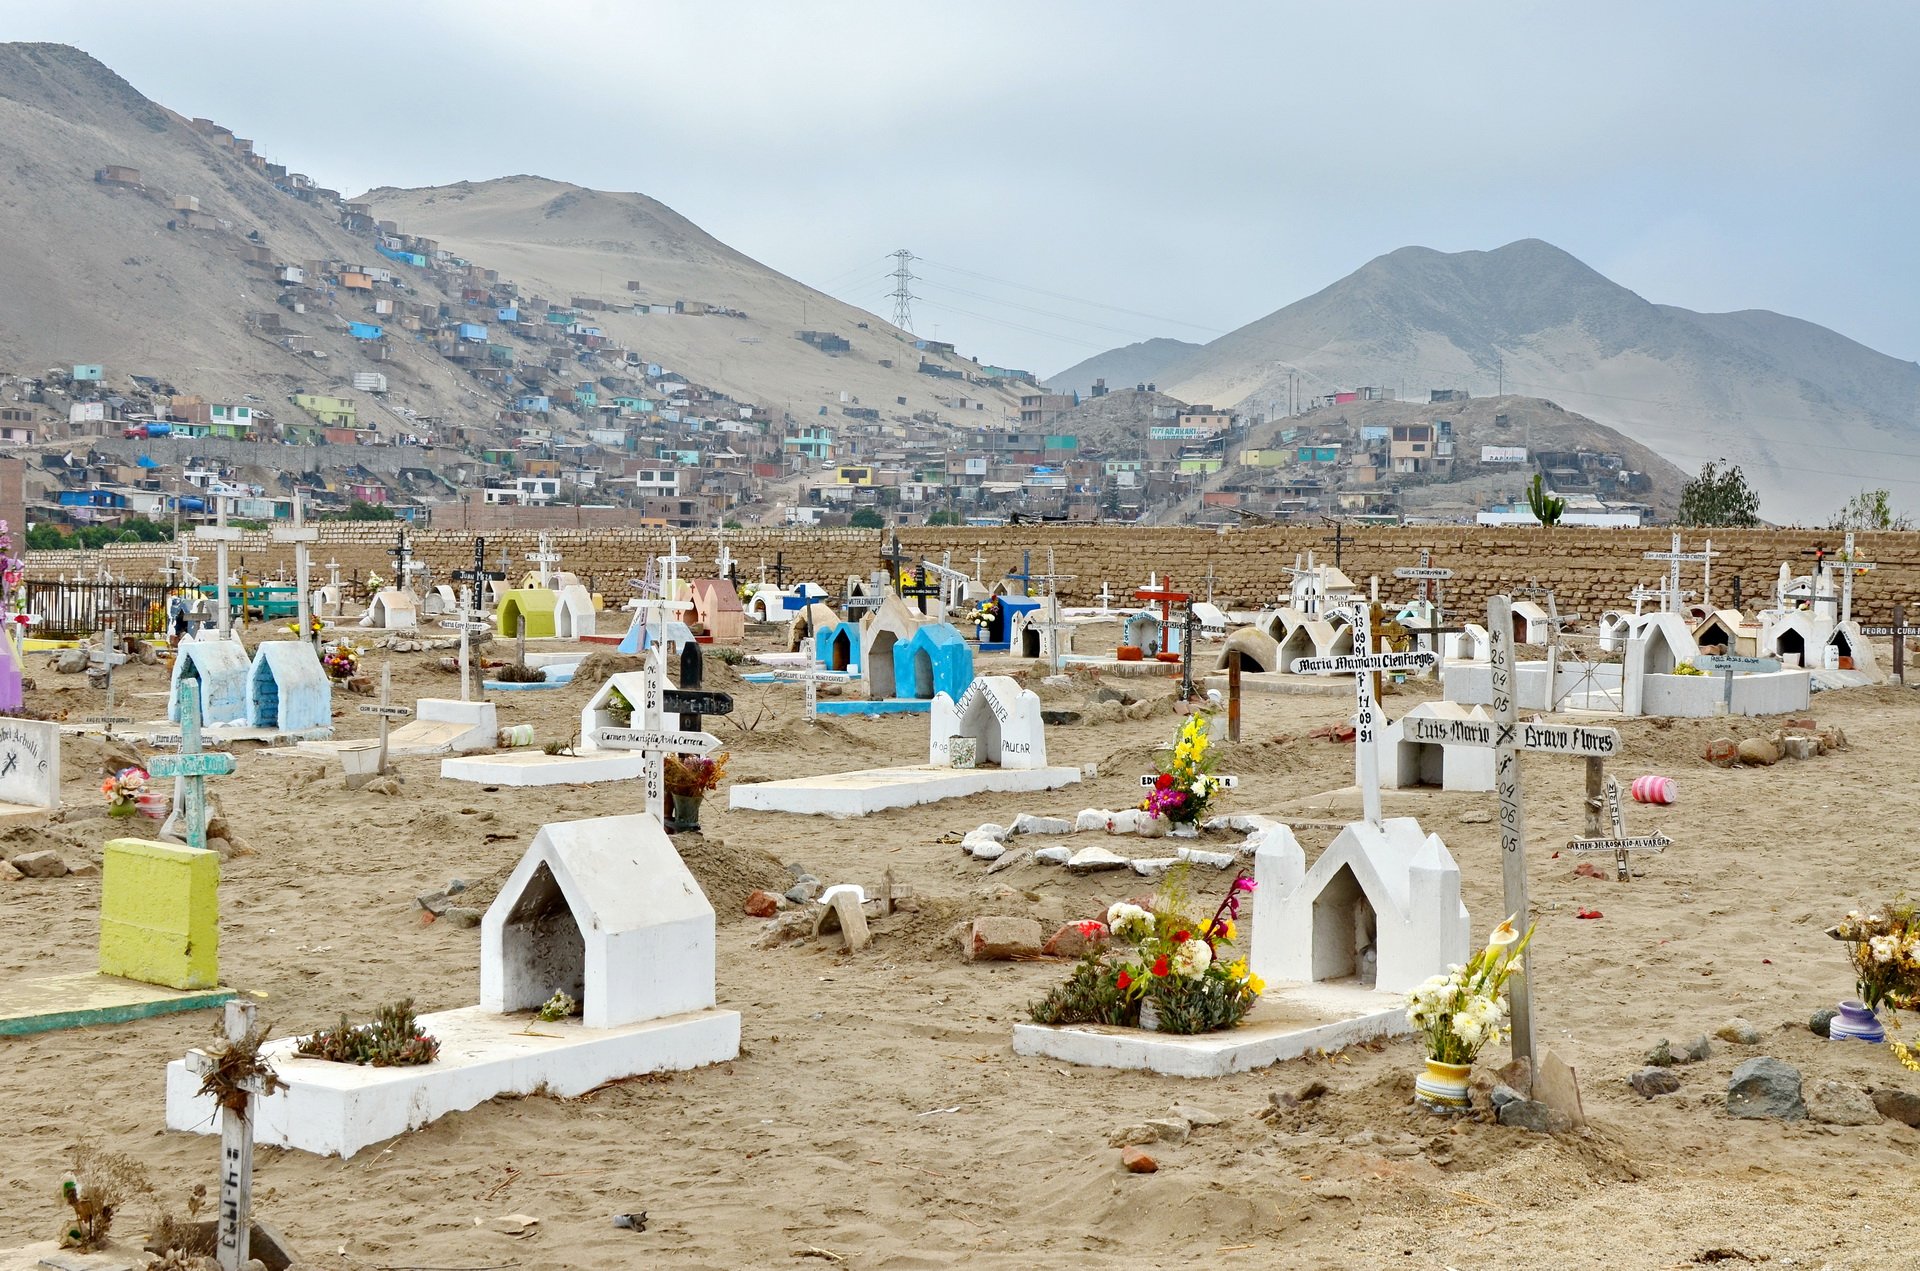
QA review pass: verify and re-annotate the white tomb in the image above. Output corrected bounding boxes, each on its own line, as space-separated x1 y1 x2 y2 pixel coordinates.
364 588 418 630
929 676 1049 769
859 594 923 700
1379 702 1496 792
166 814 739 1157
578 670 680 751
0 718 60 824
553 584 599 640
170 637 252 728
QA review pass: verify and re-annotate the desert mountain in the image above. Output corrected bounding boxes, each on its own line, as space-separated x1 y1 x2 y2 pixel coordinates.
1145 240 1920 522
1044 338 1202 398
360 177 1026 421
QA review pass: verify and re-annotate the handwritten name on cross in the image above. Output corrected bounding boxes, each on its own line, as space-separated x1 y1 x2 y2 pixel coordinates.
181 1000 268 1271
592 648 721 822
526 532 563 589
1289 606 1437 825
1566 775 1671 881
148 661 235 851
1643 533 1718 612
766 645 827 721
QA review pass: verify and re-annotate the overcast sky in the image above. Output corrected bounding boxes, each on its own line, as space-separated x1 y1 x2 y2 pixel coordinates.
14 1 1920 375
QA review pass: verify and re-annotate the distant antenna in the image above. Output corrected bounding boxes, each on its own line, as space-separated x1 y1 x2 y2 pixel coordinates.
889 249 917 334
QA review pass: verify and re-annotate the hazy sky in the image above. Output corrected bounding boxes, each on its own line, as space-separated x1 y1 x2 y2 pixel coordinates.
13 1 1920 375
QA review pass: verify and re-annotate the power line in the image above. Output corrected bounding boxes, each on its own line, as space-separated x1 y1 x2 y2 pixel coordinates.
915 279 1166 342
915 257 1226 335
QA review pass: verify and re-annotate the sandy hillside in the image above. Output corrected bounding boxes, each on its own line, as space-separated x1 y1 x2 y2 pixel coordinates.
362 177 1028 424
0 621 1916 1269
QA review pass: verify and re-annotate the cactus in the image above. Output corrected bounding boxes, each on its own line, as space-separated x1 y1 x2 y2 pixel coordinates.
297 998 440 1067
1526 474 1566 527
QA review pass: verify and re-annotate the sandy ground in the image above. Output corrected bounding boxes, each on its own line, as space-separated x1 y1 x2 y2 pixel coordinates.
2 620 1917 1269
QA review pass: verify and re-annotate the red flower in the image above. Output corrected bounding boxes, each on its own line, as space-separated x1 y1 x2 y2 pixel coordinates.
1077 920 1105 940
1151 955 1170 977
1115 970 1132 991
1155 773 1173 790
1172 930 1190 944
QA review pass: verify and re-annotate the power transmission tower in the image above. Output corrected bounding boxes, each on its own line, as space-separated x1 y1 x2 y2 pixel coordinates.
889 249 917 333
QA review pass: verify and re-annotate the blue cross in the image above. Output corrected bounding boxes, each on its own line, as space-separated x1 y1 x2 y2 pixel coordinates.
148 661 235 851
1004 550 1034 598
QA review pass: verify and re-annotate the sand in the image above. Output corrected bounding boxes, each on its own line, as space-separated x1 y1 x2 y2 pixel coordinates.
2 621 1917 1269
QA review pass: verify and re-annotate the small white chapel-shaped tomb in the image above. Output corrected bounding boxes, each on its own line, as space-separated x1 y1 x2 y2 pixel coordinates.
553 583 600 640
1378 702 1496 792
364 585 419 631
169 636 251 728
166 814 740 1157
860 594 924 699
929 675 1049 769
247 640 333 733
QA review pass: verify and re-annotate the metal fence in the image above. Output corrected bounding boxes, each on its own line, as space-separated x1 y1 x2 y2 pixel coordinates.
24 581 172 639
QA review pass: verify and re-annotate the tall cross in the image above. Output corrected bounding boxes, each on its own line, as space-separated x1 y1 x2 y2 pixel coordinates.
1287 604 1436 825
194 495 240 637
1134 575 1189 647
879 535 911 588
450 536 506 701
1835 530 1875 626
357 662 412 777
526 531 562 588
1394 549 1457 663
1642 533 1717 614
592 647 721 823
1321 517 1353 570
1029 547 1074 605
181 1000 269 1271
768 552 790 589
388 529 414 596
148 660 235 851
85 622 131 735
1178 603 1202 701
1032 593 1076 677
969 548 988 581
271 491 318 646
714 524 734 581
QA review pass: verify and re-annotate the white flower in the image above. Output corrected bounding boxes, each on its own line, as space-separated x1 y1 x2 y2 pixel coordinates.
1871 934 1900 964
1105 902 1154 941
1484 917 1520 955
1173 938 1213 979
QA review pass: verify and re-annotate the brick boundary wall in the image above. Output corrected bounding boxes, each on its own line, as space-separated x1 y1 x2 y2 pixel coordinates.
27 525 1920 626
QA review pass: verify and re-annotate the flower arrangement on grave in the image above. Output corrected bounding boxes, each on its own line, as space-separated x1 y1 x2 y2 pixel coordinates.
536 990 578 1023
1827 902 1920 1052
1406 917 1534 1108
1027 868 1263 1035
966 599 995 630
606 685 634 726
296 998 440 1067
1138 713 1227 825
101 766 148 818
282 616 324 639
321 640 359 680
664 751 730 796
56 1143 152 1251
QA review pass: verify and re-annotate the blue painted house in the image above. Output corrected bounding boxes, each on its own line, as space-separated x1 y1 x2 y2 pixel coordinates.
515 394 551 413
347 321 383 341
457 323 488 342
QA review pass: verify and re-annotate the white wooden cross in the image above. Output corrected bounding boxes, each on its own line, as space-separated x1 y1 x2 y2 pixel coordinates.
358 662 412 776
441 585 494 701
592 647 721 822
765 644 826 721
181 999 266 1271
969 549 988 582
1566 774 1671 881
194 494 241 637
271 491 319 645
85 623 133 735
1643 533 1718 613
1835 530 1875 626
526 531 562 589
1289 605 1436 825
714 521 734 581
1032 593 1077 677
1096 581 1114 613
632 543 694 650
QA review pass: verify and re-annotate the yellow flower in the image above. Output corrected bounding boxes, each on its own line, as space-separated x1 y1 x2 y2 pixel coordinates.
1246 973 1266 995
1227 959 1248 979
1218 919 1237 943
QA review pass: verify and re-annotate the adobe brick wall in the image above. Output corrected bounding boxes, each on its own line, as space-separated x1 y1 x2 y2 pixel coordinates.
27 525 1920 624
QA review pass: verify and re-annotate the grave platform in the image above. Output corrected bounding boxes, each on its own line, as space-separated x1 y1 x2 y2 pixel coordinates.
0 971 235 1037
164 1003 740 1158
1056 656 1182 679
440 749 646 786
814 698 933 716
730 763 1080 816
483 676 570 691
0 800 52 829
1012 981 1409 1078
88 721 334 746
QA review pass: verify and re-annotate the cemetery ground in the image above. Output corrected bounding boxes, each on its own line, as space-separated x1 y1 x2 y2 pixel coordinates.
2 623 1917 1269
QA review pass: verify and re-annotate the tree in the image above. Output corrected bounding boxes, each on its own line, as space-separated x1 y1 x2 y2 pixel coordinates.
1525 473 1565 527
849 507 884 529
1831 488 1912 531
925 509 959 526
321 499 396 522
1677 459 1761 527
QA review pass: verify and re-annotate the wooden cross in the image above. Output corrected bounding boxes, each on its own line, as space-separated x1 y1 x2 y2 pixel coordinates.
525 531 563 588
592 647 722 822
84 622 132 734
1031 594 1077 678
969 549 988 581
1860 604 1920 683
270 491 318 646
194 495 240 637
1177 602 1203 700
1834 530 1875 626
358 662 412 777
1028 547 1074 602
181 1000 265 1271
387 529 414 595
450 536 506 702
768 552 790 588
1134 575 1189 650
765 644 827 722
879 534 912 586
1643 532 1717 612
1288 604 1436 825
1566 774 1672 881
149 660 235 851
1096 581 1114 613
1320 517 1353 570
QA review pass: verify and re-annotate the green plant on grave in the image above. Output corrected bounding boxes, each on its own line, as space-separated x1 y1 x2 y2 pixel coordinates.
492 662 544 684
1525 474 1566 527
606 685 634 725
1027 949 1140 1028
296 999 441 1067
710 646 745 666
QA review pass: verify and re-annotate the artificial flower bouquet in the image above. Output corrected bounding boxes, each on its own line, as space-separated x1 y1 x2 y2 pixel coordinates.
1828 902 1920 1014
1406 917 1534 1066
1028 868 1263 1035
101 766 148 817
321 640 360 680
1139 713 1228 825
664 752 729 797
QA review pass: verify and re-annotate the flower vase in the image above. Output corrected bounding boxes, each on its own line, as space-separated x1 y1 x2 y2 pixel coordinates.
666 792 704 833
1170 822 1199 839
1141 816 1170 839
1829 998 1885 1043
1138 999 1161 1032
1414 1058 1473 1110
107 802 136 819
